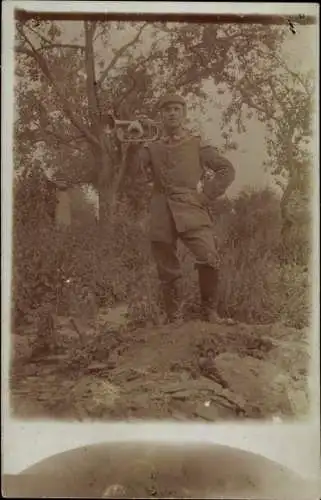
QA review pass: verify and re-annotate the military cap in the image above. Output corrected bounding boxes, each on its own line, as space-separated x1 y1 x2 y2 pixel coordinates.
158 92 186 109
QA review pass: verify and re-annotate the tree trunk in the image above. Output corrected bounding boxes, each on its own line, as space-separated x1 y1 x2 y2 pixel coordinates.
96 150 115 227
96 141 130 226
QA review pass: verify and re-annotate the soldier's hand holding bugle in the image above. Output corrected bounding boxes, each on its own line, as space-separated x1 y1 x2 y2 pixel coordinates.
127 120 144 139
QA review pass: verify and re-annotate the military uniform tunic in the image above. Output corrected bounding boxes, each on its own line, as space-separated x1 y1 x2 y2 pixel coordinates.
134 130 235 284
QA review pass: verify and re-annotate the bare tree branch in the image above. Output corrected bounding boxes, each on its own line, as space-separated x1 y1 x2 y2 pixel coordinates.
16 24 100 148
44 129 85 151
241 91 275 120
84 20 100 126
266 77 288 115
112 48 160 115
15 46 35 57
230 64 277 121
16 129 44 144
17 125 85 151
37 99 85 148
114 75 137 112
98 22 149 87
258 47 311 95
24 23 85 52
40 44 86 51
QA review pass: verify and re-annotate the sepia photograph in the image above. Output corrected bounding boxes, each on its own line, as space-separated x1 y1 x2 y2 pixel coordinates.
1 440 316 499
5 4 318 423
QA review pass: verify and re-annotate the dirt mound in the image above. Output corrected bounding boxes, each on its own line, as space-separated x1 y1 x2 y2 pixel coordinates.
10 314 310 421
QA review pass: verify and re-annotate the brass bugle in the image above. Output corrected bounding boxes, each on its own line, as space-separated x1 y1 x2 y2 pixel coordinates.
106 112 162 143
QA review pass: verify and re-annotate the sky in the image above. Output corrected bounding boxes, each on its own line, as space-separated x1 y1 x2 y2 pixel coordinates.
16 20 317 202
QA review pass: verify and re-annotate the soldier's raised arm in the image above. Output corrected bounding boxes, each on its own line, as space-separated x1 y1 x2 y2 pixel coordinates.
199 140 236 200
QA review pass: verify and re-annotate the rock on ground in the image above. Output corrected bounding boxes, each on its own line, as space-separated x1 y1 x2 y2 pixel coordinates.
10 314 311 421
213 353 309 417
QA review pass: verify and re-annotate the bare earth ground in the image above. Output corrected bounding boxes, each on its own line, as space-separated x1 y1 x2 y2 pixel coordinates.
10 305 311 421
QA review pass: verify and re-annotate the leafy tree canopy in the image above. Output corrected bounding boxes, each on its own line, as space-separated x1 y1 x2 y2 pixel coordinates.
14 19 315 218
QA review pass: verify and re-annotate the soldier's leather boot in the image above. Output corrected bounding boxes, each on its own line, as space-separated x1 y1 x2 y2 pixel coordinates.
198 265 234 324
162 280 184 325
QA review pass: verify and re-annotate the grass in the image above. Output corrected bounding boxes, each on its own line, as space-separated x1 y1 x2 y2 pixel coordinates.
12 184 311 333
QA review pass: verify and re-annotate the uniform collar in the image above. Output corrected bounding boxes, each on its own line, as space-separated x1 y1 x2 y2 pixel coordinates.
161 128 189 144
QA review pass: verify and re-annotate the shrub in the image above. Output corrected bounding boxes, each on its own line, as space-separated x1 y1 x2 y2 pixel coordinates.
12 176 311 334
214 188 283 323
12 172 97 330
123 187 311 327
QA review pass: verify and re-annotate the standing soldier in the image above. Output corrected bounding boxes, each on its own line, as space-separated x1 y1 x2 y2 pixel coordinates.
127 92 236 324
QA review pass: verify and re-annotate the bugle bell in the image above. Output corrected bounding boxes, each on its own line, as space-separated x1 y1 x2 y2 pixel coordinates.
106 112 162 143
